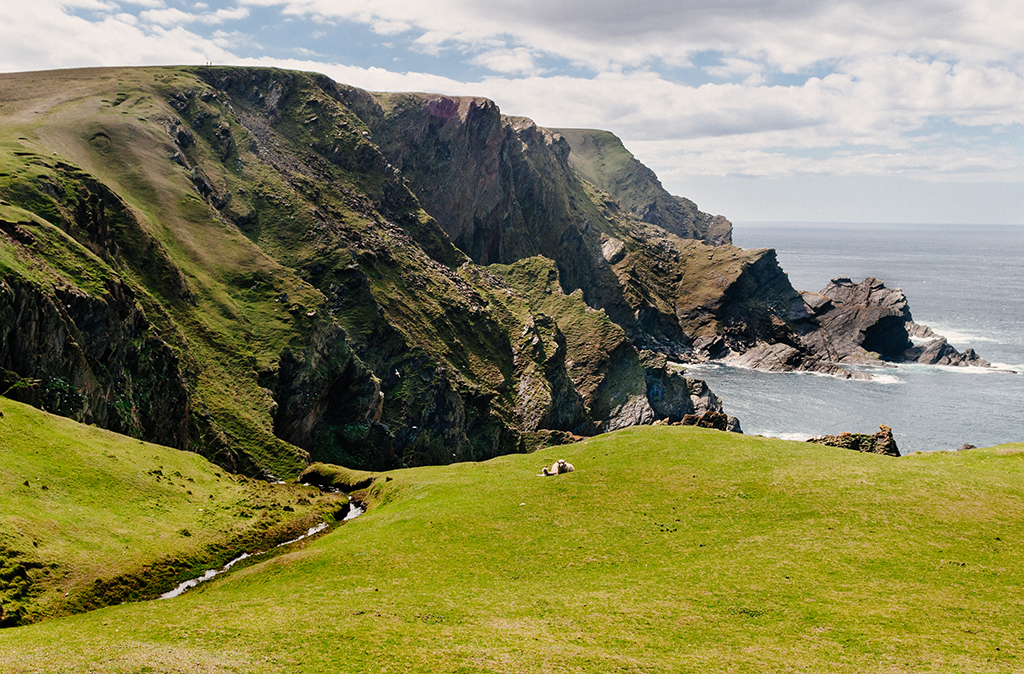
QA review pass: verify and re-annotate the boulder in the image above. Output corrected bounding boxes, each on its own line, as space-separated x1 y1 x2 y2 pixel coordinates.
799 277 913 363
680 410 742 433
806 424 900 457
903 338 990 367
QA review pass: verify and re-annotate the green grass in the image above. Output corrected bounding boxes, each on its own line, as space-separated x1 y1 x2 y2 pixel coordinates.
0 398 344 626
3 424 1023 672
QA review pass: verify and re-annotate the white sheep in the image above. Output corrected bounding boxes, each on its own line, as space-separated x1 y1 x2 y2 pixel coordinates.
540 458 574 476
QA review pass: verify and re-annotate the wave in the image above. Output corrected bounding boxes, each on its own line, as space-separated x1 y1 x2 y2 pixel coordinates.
894 362 1019 375
865 373 903 385
764 432 814 442
922 324 1001 347
988 362 1024 373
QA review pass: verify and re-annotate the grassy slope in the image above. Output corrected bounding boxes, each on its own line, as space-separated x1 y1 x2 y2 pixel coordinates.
0 398 343 625
0 66 333 476
3 425 1023 672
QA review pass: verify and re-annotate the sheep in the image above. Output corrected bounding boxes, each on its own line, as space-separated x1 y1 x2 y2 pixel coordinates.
540 458 574 476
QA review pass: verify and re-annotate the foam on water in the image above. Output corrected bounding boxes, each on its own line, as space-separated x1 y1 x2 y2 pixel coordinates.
764 432 815 442
920 325 1001 346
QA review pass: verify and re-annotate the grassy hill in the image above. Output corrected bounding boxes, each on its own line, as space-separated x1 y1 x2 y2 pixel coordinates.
0 397 347 627
3 419 1022 672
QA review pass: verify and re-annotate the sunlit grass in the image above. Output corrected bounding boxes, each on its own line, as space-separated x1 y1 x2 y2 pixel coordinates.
3 423 1023 672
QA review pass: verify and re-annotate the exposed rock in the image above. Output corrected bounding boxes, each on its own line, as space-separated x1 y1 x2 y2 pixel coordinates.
956 443 977 452
640 350 733 422
806 425 900 457
903 338 989 367
723 343 871 379
799 277 913 364
0 276 191 449
798 277 988 370
601 236 627 264
680 410 739 432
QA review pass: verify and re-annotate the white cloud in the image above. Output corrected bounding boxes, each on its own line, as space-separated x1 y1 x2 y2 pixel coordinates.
0 3 234 71
1 0 1020 222
240 0 1024 74
472 48 539 76
139 4 249 25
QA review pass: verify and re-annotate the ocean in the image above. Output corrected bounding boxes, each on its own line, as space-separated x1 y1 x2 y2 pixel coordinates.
684 222 1024 453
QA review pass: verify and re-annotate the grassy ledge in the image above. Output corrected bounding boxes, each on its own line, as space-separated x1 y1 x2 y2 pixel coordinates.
2 422 1023 672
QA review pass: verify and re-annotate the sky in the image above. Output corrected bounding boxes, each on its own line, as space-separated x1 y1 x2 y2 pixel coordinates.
1 0 1022 225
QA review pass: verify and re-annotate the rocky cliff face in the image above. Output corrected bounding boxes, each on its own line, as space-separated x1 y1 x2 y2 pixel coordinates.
351 91 814 367
556 128 732 246
0 274 189 448
797 277 987 368
0 66 753 479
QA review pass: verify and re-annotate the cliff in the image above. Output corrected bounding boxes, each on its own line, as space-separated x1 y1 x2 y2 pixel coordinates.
3 66 969 478
0 66 746 477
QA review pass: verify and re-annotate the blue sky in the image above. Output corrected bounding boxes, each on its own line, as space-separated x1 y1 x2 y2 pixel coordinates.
2 0 1022 224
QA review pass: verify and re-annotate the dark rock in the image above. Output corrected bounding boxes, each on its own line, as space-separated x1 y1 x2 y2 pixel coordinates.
0 276 191 449
797 277 988 370
903 338 990 367
799 277 913 363
806 424 900 457
679 409 739 433
956 443 977 452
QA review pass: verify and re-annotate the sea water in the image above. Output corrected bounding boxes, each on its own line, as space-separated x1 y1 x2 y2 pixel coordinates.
686 222 1024 453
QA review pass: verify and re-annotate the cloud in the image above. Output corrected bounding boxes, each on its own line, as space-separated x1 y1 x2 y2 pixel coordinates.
0 2 234 71
241 0 1024 73
472 48 539 76
140 5 249 25
1 0 1020 222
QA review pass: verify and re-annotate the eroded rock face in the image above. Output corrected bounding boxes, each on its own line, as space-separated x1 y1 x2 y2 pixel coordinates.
0 276 190 449
799 277 913 363
797 277 989 370
806 424 900 457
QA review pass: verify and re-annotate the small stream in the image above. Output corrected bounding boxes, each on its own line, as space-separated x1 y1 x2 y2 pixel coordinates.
160 505 364 600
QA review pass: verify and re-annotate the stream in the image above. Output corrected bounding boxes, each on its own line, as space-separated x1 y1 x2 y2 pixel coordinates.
160 505 364 600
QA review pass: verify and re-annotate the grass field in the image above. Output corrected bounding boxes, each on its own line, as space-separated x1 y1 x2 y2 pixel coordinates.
2 410 1023 672
0 398 345 626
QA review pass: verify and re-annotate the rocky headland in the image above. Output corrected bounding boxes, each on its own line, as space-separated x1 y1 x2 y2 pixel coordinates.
0 65 991 479
724 276 989 378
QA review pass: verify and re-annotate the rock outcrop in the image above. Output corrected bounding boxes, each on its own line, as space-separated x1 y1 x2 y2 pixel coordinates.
797 277 989 369
641 351 732 422
806 425 901 457
555 128 733 246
